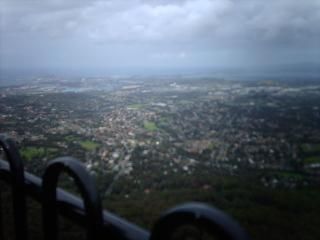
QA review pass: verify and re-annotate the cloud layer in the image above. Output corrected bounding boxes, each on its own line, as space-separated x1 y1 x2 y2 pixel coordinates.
1 0 320 72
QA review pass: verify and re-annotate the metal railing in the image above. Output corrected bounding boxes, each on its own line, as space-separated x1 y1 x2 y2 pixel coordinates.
0 135 250 240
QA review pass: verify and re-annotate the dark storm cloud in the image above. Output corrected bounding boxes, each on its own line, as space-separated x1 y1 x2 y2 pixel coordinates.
1 0 320 71
2 0 319 43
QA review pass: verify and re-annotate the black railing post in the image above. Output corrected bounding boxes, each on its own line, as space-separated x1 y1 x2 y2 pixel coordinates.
0 135 28 240
0 189 3 240
150 203 250 240
42 157 103 240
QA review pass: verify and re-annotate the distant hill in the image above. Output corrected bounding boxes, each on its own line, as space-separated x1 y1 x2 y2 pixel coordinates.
1 62 319 87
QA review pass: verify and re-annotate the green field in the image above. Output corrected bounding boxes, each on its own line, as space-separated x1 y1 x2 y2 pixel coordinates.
65 135 81 142
301 143 320 153
79 140 100 151
304 155 320 164
143 121 158 131
20 147 58 161
65 136 100 151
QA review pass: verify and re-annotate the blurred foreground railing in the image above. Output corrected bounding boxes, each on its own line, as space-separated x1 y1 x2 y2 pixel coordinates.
0 135 250 240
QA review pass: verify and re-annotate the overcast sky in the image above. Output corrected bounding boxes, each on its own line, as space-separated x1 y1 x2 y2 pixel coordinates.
1 0 319 75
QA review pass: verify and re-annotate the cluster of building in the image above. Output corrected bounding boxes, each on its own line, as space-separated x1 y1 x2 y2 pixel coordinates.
1 77 320 191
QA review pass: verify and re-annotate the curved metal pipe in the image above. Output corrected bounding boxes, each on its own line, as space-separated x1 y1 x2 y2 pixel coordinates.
0 135 27 240
150 202 250 240
42 157 103 240
0 158 149 240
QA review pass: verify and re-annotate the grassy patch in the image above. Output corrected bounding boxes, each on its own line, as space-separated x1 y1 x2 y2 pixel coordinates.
20 147 45 161
143 121 158 131
304 155 320 164
20 147 58 161
65 135 80 142
79 140 100 151
301 143 320 153
273 171 305 181
207 141 216 150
